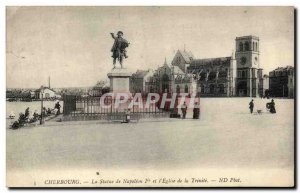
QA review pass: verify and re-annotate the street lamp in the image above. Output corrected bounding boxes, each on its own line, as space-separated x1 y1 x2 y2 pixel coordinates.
40 86 44 125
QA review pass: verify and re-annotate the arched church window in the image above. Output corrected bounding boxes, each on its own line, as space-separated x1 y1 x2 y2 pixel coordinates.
239 42 243 51
185 85 189 93
200 73 206 81
150 86 154 93
219 84 224 93
162 74 169 81
255 42 258 51
176 85 180 93
209 84 215 94
162 74 170 93
201 84 205 93
253 42 255 51
245 42 250 51
242 71 246 78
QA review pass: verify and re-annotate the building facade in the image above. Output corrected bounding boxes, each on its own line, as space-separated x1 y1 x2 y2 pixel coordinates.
35 87 60 99
89 81 110 97
187 55 236 97
269 66 294 98
262 74 270 97
143 59 197 96
130 69 154 94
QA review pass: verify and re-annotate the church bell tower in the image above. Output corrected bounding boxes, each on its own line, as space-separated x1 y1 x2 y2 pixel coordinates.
235 36 260 68
235 36 260 97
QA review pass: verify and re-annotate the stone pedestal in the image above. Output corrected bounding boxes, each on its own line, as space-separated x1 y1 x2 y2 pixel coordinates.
107 68 132 95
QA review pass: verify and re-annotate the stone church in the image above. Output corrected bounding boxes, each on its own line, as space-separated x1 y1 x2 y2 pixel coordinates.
172 35 265 97
142 58 198 97
133 35 266 97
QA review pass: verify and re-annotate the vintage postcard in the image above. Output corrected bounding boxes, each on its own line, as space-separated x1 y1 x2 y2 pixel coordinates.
6 6 295 187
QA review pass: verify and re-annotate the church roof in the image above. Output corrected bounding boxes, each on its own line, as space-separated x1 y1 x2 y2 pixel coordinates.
269 66 294 77
272 66 294 72
236 35 259 40
178 50 194 63
173 66 185 74
157 58 172 70
190 56 232 67
35 86 56 93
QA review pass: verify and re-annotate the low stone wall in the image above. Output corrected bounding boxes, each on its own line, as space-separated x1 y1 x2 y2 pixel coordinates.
62 112 170 122
62 114 107 121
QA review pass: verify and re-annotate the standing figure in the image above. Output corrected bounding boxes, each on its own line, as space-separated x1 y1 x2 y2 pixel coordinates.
249 99 254 114
125 109 131 123
110 31 129 68
42 107 47 116
55 102 61 115
193 102 200 119
181 102 187 119
24 107 30 120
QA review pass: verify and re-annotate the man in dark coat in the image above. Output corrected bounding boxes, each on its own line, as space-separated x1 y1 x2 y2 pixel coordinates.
249 99 254 114
55 102 61 115
193 102 200 119
181 102 187 119
269 99 276 113
110 31 129 68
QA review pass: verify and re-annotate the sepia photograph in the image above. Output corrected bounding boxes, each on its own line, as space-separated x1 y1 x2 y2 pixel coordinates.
6 6 295 187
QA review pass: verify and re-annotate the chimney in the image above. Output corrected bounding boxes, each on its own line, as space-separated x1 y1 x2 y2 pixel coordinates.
48 76 51 88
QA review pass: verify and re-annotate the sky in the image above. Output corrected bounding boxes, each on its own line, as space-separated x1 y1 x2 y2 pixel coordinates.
6 6 294 88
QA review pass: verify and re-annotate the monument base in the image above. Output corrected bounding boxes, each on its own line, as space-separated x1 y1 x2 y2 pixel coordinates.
107 68 132 97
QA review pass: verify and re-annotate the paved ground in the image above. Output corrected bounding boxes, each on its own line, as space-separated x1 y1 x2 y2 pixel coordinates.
6 98 294 186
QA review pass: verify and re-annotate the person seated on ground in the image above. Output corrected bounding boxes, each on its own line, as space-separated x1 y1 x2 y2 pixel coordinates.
18 113 26 126
47 108 52 115
269 99 276 114
28 110 35 123
42 107 47 117
11 112 27 129
53 108 58 115
11 121 20 129
33 110 39 121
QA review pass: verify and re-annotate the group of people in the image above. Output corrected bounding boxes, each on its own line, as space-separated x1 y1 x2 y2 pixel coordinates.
10 101 61 129
249 99 276 114
40 102 61 118
180 102 200 119
11 107 39 129
35 101 61 119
